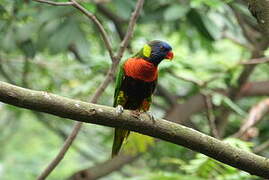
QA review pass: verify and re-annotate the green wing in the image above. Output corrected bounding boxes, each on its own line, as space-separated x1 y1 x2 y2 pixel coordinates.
112 61 129 157
113 62 125 107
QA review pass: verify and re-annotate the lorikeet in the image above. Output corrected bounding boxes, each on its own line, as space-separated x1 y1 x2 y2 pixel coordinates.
112 40 174 157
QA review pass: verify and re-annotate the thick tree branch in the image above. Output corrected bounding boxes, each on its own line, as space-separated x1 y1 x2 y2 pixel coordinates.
1 81 269 178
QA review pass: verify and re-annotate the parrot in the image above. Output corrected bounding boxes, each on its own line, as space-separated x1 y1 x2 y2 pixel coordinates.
112 40 174 157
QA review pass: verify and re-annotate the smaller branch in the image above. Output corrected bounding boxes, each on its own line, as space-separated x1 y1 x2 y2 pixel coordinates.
33 0 115 61
89 64 117 103
37 122 83 180
96 4 126 40
69 154 140 180
156 84 178 106
168 70 203 86
203 94 220 138
37 66 114 180
34 112 95 160
0 59 16 84
240 57 269 65
69 0 115 61
68 44 85 63
254 139 269 154
169 69 224 89
115 0 144 61
221 32 253 50
33 0 74 6
233 98 269 138
22 58 30 87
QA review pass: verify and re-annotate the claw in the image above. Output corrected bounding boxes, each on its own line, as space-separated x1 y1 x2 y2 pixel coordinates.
131 110 141 119
145 111 156 123
115 105 124 116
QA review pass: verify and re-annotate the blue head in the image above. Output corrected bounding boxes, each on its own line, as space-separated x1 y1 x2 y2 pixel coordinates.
141 40 174 66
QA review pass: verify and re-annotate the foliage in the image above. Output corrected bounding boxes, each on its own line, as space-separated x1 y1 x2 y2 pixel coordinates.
0 0 268 179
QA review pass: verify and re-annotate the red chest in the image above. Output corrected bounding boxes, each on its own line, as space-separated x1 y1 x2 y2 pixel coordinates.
124 58 158 82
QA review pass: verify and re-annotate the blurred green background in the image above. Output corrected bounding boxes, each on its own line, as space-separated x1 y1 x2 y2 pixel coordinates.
0 0 268 179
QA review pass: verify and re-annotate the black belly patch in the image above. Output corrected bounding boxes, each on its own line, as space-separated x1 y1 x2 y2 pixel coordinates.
121 76 156 110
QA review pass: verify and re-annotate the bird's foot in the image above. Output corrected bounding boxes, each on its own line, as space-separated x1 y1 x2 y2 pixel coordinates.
115 105 124 116
131 110 142 119
145 111 156 123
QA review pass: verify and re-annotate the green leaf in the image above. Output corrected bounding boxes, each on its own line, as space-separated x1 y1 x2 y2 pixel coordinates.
164 5 190 21
212 93 247 116
47 18 87 54
18 39 36 58
187 9 215 42
223 97 247 116
212 93 223 106
0 4 6 16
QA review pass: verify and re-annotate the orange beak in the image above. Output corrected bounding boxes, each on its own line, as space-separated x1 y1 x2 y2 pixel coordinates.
165 51 174 60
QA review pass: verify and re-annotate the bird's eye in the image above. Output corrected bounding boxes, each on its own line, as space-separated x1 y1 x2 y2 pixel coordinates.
160 46 164 50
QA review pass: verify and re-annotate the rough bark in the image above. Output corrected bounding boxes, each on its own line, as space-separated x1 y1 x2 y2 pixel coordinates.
1 81 269 178
246 0 269 36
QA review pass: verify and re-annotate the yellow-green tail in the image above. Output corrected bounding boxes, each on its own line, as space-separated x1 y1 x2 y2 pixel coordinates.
112 128 130 158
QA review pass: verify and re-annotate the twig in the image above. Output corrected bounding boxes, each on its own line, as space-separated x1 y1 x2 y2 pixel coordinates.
115 0 144 61
96 4 126 40
240 57 269 65
254 139 269 154
69 154 141 179
89 64 117 103
34 112 95 160
68 44 85 63
37 122 83 180
156 84 178 106
33 0 73 6
233 98 269 138
69 0 115 61
168 70 203 86
221 32 253 50
0 59 16 84
22 57 30 87
203 94 220 138
33 0 115 61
